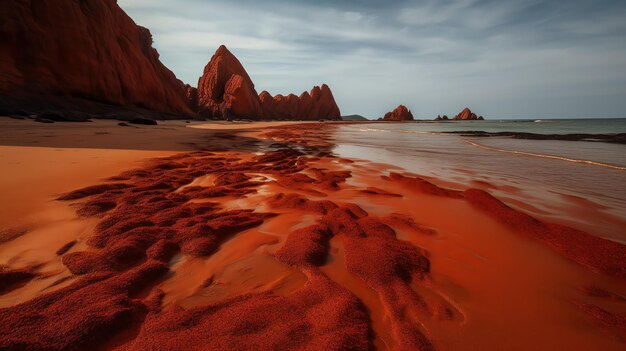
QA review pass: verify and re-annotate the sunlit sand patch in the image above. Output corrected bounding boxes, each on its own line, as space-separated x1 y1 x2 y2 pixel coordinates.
188 253 307 306
159 228 306 308
0 209 99 307
176 173 216 191
321 238 394 350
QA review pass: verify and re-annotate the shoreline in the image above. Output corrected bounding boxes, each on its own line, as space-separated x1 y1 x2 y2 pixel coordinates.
1 119 625 350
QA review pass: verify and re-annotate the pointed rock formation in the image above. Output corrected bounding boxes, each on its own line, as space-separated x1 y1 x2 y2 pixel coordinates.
383 105 414 121
197 45 263 119
317 84 341 119
195 46 341 120
0 0 192 117
453 107 483 120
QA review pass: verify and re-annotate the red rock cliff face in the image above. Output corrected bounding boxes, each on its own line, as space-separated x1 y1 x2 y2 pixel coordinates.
197 45 263 119
196 46 341 120
259 85 341 120
383 105 414 121
0 0 192 116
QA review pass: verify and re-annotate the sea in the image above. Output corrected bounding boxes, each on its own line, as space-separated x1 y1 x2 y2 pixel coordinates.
332 118 626 243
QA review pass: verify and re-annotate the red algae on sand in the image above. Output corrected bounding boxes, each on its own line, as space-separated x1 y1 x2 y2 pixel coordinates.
575 302 626 340
126 271 372 350
275 225 333 267
0 143 377 350
464 188 626 279
271 196 435 349
1 123 626 350
386 173 462 198
0 261 168 350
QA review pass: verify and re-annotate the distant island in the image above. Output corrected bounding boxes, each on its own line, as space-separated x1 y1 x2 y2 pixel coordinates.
341 114 370 121
435 107 484 121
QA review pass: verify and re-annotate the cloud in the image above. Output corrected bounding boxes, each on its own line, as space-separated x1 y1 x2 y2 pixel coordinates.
119 0 626 118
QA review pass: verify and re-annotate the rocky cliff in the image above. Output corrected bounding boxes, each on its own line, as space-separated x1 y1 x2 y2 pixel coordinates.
258 85 340 120
0 0 192 117
196 46 340 120
196 45 263 119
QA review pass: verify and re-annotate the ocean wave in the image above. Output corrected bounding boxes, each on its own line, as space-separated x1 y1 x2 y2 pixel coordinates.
352 126 440 136
465 140 626 171
356 127 391 133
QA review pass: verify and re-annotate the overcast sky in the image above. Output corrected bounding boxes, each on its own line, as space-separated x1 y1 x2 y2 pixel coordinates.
119 0 626 119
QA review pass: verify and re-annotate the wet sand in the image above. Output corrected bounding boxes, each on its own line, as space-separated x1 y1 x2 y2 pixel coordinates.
189 120 314 130
0 119 625 350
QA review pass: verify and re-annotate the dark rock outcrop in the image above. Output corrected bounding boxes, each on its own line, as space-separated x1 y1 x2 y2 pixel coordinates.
196 46 340 120
444 131 626 144
434 115 449 121
0 0 193 117
38 111 90 122
185 85 199 112
129 117 157 125
34 117 54 124
383 105 414 121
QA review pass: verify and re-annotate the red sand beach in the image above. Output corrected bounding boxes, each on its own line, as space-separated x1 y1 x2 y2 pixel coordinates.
2 0 625 349
0 119 624 350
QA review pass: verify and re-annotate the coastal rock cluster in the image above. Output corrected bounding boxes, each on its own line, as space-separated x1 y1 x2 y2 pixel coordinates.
0 1 339 121
0 0 192 117
453 108 484 120
435 108 484 121
196 46 340 120
383 105 414 121
258 85 340 121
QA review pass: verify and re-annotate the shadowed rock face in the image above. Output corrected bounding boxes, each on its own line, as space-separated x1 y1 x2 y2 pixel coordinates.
0 0 192 116
453 108 483 120
383 105 414 121
196 46 341 120
185 85 199 112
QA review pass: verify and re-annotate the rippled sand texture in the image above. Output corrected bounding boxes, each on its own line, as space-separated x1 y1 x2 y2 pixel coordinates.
0 123 625 350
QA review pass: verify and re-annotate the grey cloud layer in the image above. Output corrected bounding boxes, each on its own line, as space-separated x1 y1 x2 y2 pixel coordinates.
120 0 626 118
